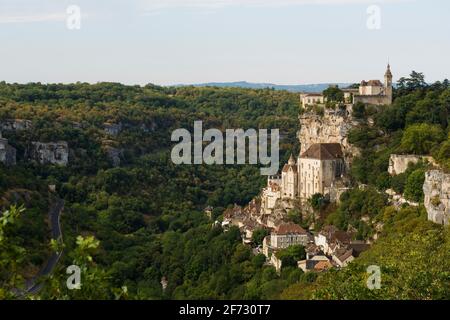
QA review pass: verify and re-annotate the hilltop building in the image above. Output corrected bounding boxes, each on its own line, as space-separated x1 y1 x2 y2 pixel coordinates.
353 64 393 106
300 93 326 107
300 65 394 107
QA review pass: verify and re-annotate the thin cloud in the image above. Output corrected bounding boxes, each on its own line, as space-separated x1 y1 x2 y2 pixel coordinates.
0 13 66 24
141 0 410 11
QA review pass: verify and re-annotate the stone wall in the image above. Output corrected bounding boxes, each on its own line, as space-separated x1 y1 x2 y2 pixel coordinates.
423 170 450 226
353 94 391 106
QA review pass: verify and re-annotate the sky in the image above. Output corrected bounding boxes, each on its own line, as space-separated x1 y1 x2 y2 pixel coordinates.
0 0 449 86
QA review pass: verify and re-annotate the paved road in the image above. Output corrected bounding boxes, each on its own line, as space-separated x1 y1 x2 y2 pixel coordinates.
15 197 65 296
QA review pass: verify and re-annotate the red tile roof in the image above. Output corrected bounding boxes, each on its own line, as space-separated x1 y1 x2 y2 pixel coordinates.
273 223 307 235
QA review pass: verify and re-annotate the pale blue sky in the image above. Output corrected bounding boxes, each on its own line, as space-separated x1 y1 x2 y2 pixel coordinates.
0 0 449 85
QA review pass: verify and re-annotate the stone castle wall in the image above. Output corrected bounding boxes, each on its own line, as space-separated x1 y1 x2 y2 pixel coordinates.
353 95 391 106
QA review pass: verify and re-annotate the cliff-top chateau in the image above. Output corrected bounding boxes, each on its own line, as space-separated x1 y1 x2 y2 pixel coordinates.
301 64 393 107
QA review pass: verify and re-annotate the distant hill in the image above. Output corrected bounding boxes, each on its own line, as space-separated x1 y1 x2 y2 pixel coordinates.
175 81 353 93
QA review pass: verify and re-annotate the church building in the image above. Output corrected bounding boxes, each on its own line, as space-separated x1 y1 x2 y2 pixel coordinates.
298 143 345 200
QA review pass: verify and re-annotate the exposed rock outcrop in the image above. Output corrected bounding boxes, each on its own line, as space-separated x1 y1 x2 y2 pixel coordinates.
423 170 450 226
0 137 16 166
1 119 32 131
103 123 122 136
30 141 69 166
299 108 360 168
104 146 123 167
388 154 435 176
102 140 123 167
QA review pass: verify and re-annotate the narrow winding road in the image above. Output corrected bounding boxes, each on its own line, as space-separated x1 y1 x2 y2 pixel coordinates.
16 197 65 296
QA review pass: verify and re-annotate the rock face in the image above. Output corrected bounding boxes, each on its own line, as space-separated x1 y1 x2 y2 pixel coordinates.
104 146 123 167
30 141 69 166
298 108 360 167
1 119 32 131
0 137 16 166
103 123 122 136
423 170 450 226
388 154 434 175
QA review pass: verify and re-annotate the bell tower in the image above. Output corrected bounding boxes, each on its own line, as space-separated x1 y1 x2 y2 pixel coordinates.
384 63 393 105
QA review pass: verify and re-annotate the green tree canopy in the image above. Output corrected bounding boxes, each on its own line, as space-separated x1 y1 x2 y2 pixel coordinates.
400 123 445 154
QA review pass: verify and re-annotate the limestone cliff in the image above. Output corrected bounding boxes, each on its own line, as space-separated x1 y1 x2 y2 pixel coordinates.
423 170 450 226
0 119 32 131
298 108 360 166
388 154 435 176
0 137 16 166
30 141 69 166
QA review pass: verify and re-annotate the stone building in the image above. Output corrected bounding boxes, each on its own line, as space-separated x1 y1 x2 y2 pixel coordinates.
298 143 345 200
281 155 298 199
300 93 326 107
353 64 393 106
30 141 69 166
261 175 282 214
270 223 310 249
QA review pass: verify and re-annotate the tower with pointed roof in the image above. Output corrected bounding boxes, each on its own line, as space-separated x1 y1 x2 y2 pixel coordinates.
384 63 393 105
288 154 295 165
281 154 298 199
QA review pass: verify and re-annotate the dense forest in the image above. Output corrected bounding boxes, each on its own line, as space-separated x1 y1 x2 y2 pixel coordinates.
0 74 449 300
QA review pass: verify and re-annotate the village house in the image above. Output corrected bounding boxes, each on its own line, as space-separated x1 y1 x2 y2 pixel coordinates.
262 222 311 260
261 175 282 214
332 243 370 267
298 255 333 273
314 225 352 256
300 93 326 107
270 223 310 249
